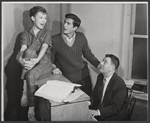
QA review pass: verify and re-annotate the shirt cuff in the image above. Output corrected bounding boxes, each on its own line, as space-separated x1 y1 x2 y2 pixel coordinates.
97 109 101 116
88 101 91 106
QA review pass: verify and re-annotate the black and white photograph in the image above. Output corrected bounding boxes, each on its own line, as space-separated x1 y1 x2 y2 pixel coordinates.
2 2 148 121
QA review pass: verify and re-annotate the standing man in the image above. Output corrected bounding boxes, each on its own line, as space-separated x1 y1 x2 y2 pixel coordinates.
89 54 128 121
52 13 100 96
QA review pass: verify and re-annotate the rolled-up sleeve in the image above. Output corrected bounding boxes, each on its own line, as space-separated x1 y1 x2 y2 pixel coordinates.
43 30 52 47
20 31 28 46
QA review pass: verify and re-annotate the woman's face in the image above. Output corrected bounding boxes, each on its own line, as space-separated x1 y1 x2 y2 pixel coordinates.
32 12 47 30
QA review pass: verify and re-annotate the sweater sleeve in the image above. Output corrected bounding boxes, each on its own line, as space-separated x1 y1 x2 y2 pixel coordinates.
51 36 56 64
51 47 56 64
82 33 100 68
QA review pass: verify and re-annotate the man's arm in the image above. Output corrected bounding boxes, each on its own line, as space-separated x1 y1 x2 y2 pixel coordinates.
50 42 62 74
89 75 102 118
82 33 100 68
51 46 56 65
98 82 127 119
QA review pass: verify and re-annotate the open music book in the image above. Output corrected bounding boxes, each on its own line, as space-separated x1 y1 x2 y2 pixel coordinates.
35 80 82 103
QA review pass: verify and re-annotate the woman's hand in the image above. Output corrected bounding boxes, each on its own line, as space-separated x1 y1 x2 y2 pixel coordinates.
30 58 39 65
23 58 38 70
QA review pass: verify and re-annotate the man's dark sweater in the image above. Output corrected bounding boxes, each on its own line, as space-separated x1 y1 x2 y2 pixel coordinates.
52 32 100 82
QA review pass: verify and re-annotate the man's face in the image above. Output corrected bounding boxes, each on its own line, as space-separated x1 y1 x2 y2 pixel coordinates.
32 12 47 30
99 57 114 74
63 18 77 34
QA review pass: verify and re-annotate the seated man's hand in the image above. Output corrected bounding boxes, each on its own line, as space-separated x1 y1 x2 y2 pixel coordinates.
97 63 101 69
52 68 62 75
89 109 99 117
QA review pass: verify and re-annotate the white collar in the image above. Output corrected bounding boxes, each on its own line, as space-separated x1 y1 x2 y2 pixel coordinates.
104 74 113 83
63 33 76 42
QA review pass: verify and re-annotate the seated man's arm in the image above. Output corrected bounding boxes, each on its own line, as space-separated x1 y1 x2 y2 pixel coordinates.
82 33 100 68
98 82 127 119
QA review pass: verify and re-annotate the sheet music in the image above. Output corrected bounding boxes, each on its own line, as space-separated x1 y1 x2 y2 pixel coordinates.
35 80 81 102
46 80 81 88
63 89 84 102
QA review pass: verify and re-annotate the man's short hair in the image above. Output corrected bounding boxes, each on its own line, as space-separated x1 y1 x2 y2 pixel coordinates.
106 54 120 70
29 6 47 18
65 13 81 28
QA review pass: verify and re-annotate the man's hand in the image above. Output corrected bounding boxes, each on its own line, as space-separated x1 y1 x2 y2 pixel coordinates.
89 109 99 117
52 68 62 75
97 63 101 69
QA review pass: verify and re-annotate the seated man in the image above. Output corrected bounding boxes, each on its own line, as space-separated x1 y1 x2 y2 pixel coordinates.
89 54 128 121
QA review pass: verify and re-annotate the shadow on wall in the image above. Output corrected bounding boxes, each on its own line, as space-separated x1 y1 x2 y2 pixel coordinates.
52 20 62 36
3 9 32 67
78 26 85 34
4 9 32 121
117 66 124 79
22 10 32 31
4 33 28 121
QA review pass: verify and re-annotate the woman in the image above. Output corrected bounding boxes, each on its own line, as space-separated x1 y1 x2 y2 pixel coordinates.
17 6 61 121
